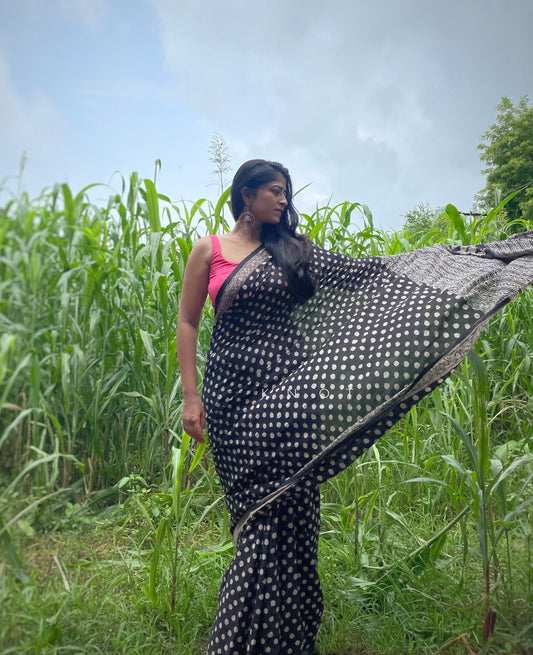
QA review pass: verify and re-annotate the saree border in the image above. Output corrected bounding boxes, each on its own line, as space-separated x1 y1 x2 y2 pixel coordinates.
215 245 269 321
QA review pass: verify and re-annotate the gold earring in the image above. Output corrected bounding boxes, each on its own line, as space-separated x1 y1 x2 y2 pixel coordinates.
239 211 255 229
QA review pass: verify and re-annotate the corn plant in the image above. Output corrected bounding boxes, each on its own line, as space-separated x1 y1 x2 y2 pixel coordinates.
1 176 532 653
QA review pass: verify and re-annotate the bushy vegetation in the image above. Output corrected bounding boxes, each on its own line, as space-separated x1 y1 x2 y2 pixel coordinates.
477 95 533 227
0 176 532 654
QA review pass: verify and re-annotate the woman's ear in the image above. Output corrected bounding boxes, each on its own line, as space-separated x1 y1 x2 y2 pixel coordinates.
241 186 253 208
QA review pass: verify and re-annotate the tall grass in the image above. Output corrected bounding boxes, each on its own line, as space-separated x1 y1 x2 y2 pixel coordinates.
1 176 532 653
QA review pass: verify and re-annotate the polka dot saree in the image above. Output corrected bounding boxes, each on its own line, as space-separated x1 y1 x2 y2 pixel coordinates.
201 232 533 655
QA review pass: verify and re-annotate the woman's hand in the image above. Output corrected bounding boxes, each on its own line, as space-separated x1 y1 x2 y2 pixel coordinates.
182 394 206 443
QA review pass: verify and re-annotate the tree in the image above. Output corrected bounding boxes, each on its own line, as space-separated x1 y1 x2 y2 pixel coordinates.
208 133 231 198
477 96 533 227
402 202 448 235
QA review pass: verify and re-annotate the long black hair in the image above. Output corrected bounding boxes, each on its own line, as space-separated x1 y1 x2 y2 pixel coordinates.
230 159 316 302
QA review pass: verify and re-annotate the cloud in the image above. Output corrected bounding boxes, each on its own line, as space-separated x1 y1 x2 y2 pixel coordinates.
18 0 108 28
56 0 108 26
73 78 175 109
1 0 530 226
0 50 70 189
150 0 532 226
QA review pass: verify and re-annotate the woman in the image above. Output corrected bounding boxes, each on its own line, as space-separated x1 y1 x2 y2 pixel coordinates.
177 159 533 655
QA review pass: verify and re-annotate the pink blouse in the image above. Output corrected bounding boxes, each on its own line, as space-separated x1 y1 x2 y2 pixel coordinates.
208 235 239 306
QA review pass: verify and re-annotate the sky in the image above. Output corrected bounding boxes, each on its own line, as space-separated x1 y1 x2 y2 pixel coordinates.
0 0 532 230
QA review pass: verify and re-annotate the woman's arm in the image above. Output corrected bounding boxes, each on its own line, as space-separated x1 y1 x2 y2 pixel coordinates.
176 236 212 443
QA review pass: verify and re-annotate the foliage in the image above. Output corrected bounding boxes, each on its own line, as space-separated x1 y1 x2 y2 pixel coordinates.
478 95 533 228
401 201 447 236
208 133 232 199
0 177 532 653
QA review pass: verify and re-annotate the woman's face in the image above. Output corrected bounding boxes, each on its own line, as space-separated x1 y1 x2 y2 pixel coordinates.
245 172 288 225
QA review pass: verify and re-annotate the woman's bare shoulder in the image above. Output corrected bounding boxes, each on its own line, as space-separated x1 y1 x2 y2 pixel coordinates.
193 234 213 249
189 235 213 262
179 236 212 280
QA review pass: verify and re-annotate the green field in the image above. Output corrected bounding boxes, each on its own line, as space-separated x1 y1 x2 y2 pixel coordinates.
1 176 532 654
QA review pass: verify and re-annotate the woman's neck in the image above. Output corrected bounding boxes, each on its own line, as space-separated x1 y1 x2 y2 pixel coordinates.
231 222 262 245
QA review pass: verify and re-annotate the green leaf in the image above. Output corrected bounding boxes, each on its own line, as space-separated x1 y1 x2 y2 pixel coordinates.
144 178 161 233
188 437 207 473
149 517 169 607
444 204 467 243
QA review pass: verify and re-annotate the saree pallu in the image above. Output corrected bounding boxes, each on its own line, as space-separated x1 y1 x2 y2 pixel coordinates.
201 232 533 655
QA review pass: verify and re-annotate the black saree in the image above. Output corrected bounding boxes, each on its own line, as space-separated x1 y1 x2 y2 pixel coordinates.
201 232 533 655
